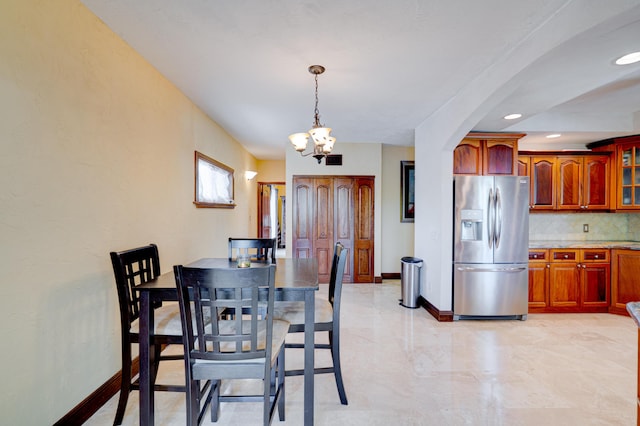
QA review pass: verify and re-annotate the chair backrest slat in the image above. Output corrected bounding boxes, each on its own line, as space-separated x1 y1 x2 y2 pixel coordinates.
110 243 160 325
175 264 276 362
228 238 276 263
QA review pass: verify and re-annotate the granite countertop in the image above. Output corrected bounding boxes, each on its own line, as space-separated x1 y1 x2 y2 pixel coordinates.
627 302 640 327
529 240 640 250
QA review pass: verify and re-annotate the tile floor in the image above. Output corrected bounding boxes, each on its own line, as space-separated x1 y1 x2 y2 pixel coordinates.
86 282 638 425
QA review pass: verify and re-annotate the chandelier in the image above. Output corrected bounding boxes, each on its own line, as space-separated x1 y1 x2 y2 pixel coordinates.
289 65 336 164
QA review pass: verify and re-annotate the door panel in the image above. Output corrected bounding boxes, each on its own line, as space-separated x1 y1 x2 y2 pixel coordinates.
354 177 374 283
259 184 272 238
314 178 334 283
292 178 313 258
334 178 354 283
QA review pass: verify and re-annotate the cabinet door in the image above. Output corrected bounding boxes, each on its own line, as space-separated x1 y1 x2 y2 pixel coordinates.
581 263 610 308
528 261 549 309
611 249 640 314
453 139 482 175
517 156 530 178
557 157 582 210
549 263 580 308
583 156 609 210
617 144 640 209
531 157 555 209
484 140 517 175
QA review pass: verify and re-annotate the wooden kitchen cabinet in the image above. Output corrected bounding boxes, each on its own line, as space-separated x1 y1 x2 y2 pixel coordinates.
453 132 525 175
519 153 610 211
519 155 556 210
556 156 609 210
587 134 640 210
611 249 640 315
616 143 640 209
549 249 580 308
580 249 610 309
540 248 610 312
528 249 550 311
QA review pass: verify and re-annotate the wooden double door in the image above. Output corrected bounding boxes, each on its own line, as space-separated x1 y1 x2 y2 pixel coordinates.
292 175 374 283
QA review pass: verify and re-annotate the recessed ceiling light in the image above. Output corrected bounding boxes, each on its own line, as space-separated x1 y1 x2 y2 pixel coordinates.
615 51 640 65
546 134 561 139
503 113 522 120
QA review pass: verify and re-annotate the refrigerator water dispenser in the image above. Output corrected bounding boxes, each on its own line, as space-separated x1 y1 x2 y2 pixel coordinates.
460 209 482 241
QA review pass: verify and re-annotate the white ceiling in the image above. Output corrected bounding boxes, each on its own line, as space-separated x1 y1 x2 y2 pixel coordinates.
81 0 640 159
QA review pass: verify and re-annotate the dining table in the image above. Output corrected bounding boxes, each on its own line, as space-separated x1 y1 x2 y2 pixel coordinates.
135 257 319 426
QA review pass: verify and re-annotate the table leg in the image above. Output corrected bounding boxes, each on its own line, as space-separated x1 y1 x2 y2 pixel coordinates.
303 290 315 425
139 292 154 425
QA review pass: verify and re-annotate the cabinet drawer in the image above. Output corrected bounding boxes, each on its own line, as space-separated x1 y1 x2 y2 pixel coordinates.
551 250 579 261
581 249 609 262
529 249 549 261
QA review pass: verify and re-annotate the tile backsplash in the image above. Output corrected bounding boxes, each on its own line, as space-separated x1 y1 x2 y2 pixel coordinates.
529 213 640 241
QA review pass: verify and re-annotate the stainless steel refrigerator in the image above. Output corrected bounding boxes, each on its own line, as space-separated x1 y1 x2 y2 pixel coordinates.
453 175 529 320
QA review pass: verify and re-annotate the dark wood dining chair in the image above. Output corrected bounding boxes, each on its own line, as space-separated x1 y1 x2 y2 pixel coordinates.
228 238 277 263
110 243 185 425
174 264 288 425
273 242 349 405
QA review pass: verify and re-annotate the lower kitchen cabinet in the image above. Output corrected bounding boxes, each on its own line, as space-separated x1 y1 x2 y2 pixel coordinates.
549 250 580 309
611 249 640 315
529 248 609 313
528 249 549 311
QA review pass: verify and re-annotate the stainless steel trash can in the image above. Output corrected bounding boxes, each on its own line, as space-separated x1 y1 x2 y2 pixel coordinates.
400 257 423 308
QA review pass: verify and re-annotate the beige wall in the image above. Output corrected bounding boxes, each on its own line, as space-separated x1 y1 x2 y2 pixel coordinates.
381 145 415 273
0 2 257 424
257 159 286 182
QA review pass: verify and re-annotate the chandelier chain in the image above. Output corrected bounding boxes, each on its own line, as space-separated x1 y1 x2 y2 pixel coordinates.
313 73 322 128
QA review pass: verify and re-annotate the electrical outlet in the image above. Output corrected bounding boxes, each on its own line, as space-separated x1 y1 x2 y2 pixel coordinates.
583 224 589 233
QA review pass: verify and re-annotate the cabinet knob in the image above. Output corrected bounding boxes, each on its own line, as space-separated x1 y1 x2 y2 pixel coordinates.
594 255 599 259
564 254 569 259
546 264 550 268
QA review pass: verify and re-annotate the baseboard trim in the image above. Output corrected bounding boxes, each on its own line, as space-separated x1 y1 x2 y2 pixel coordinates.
419 296 454 322
374 276 383 283
54 358 139 426
381 272 401 280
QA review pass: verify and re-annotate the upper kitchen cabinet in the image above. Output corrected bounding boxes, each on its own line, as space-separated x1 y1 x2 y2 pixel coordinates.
519 153 610 212
616 143 640 209
588 134 640 210
518 155 556 210
556 155 609 210
453 132 525 176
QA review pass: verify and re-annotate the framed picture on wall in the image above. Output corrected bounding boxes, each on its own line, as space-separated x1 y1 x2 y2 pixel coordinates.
194 151 235 208
401 160 414 222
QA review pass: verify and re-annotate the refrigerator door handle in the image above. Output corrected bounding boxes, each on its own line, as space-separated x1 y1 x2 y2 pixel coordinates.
495 187 502 249
456 266 527 273
487 188 494 249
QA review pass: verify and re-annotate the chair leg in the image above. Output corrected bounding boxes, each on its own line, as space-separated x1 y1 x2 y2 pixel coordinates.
210 379 220 423
263 368 271 426
186 378 200 426
329 329 348 405
113 343 131 425
278 348 286 421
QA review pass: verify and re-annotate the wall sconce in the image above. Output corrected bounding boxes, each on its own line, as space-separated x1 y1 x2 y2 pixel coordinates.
245 170 258 180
